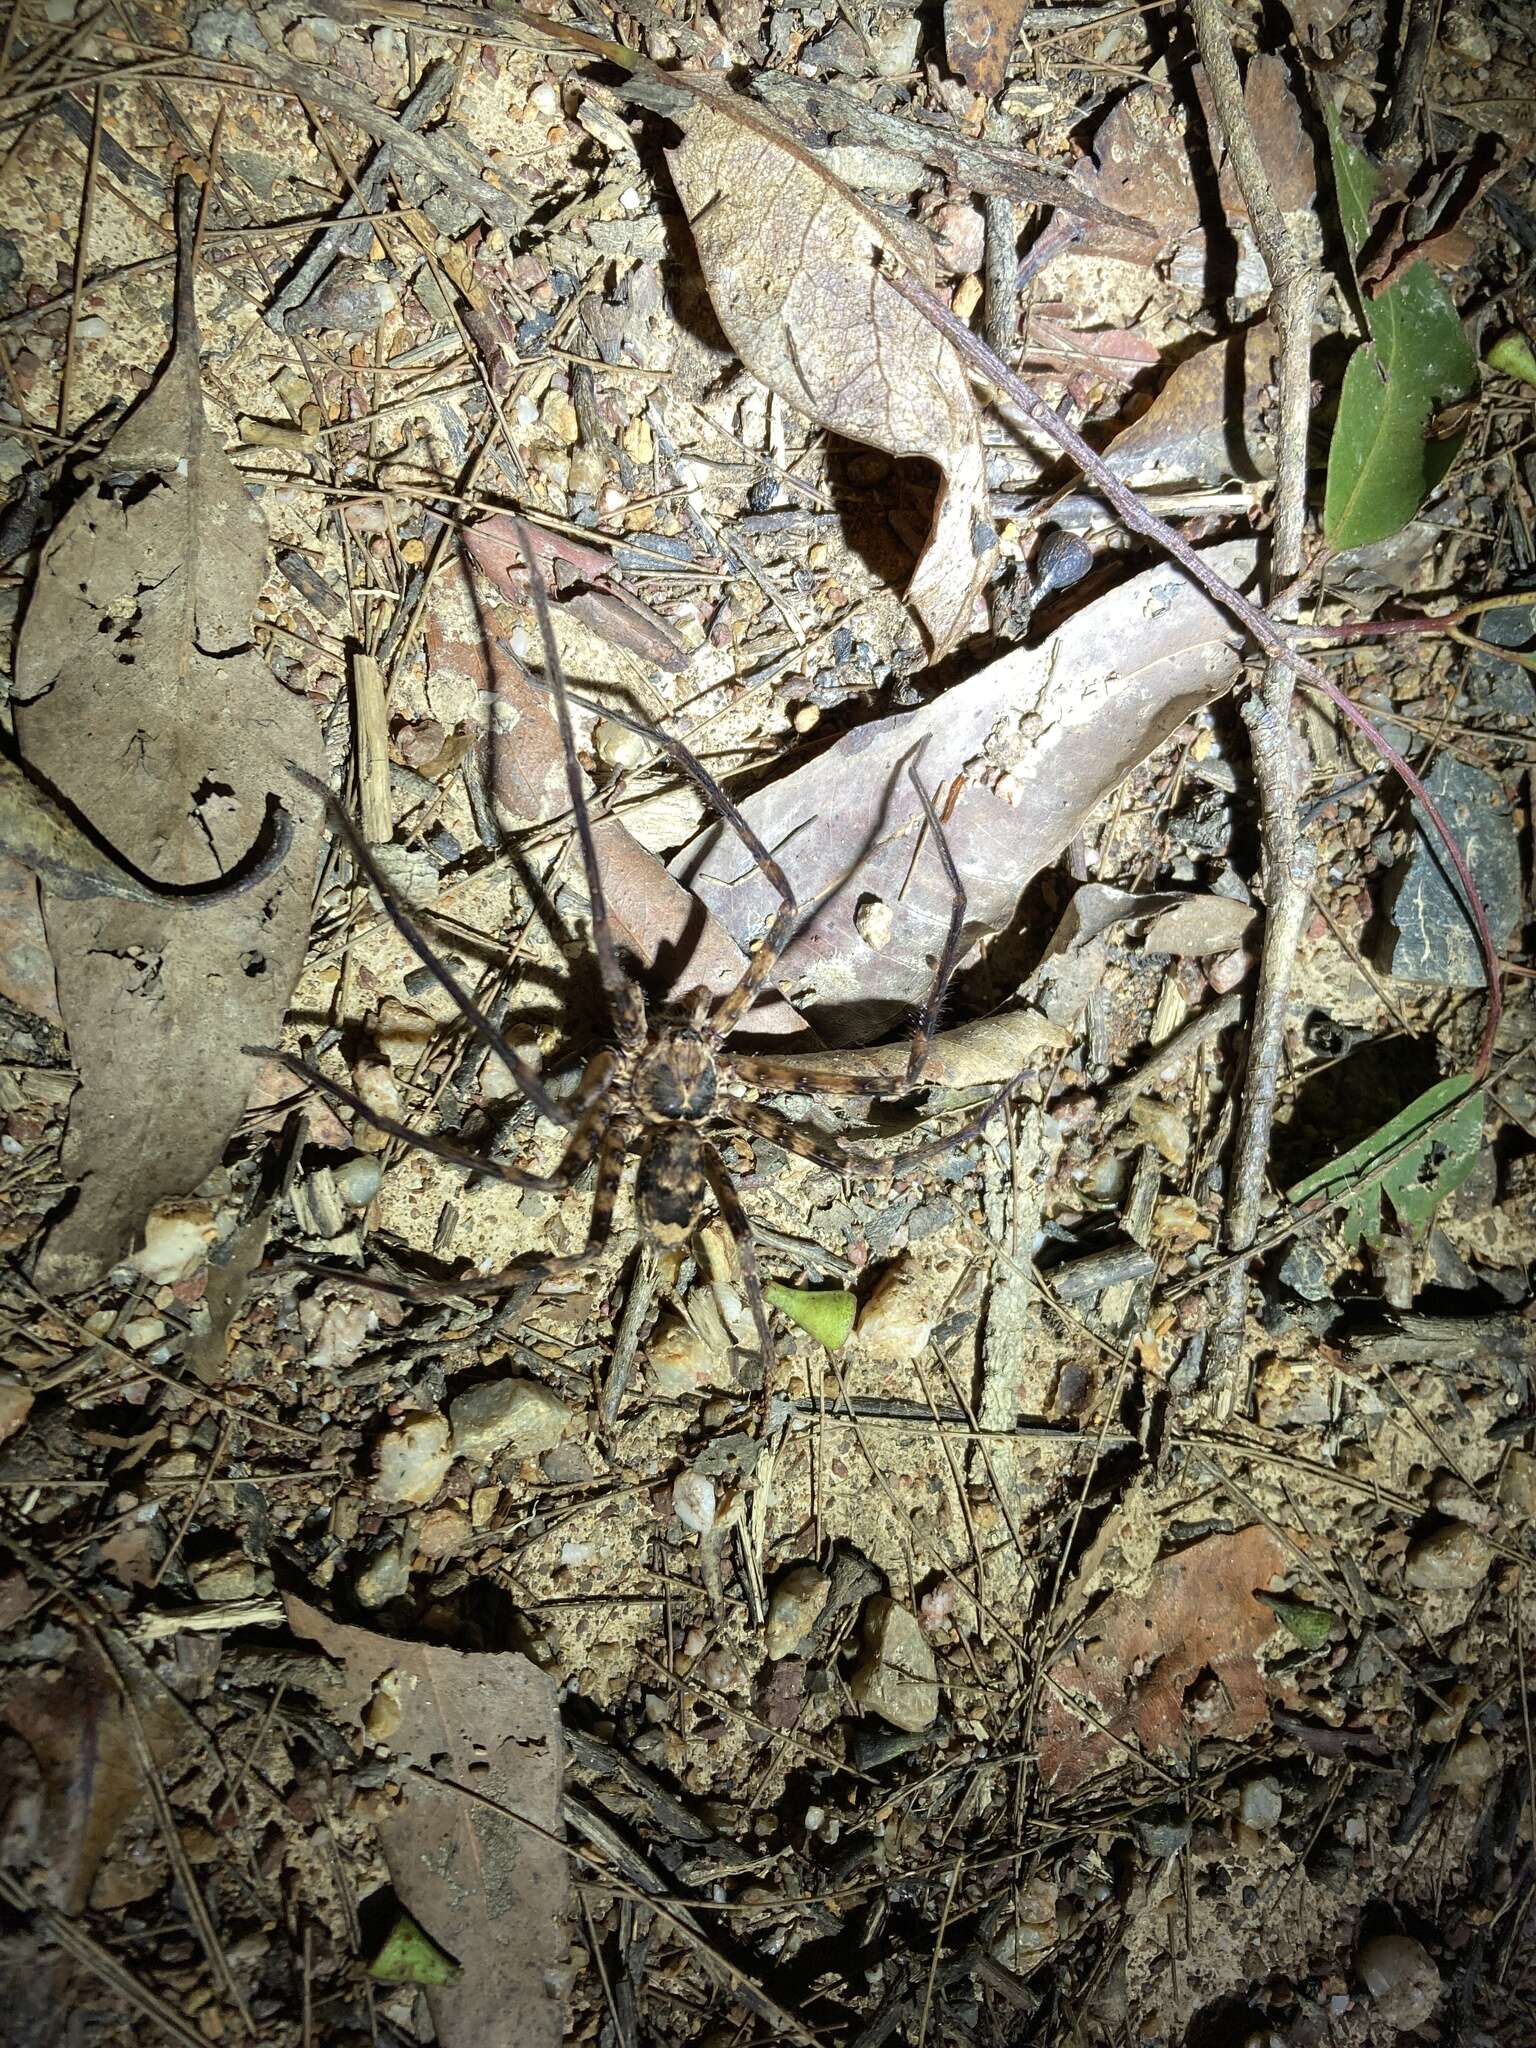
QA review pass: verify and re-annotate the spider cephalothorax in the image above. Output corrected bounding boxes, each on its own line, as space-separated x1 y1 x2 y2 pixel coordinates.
259 523 1022 1370
631 1023 718 1124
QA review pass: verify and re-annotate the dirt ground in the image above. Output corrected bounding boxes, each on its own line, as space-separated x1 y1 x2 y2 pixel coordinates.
0 1 1534 2044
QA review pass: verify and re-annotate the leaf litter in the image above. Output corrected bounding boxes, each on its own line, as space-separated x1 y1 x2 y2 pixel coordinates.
10 181 323 1289
2 8 1535 2048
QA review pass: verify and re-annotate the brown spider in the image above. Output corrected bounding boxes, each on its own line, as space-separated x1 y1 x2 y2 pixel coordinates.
260 527 1021 1366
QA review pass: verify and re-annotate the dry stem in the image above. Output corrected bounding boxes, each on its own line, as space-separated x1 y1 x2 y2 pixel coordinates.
1188 0 1320 1410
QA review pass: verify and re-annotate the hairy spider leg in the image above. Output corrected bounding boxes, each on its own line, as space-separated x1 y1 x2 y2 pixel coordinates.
285 763 571 1129
298 1116 636 1303
701 1140 775 1374
725 1068 1029 1183
249 1045 614 1194
512 521 648 1050
505 672 799 1044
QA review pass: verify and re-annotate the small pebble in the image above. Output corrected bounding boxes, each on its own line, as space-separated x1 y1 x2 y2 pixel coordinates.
594 717 649 770
672 1470 717 1537
1237 1776 1283 1832
1404 1522 1492 1592
190 1550 258 1603
540 390 580 445
930 199 985 276
850 1595 939 1732
449 1378 573 1465
854 896 894 949
373 1411 451 1506
334 1156 383 1209
765 1564 831 1659
132 1201 217 1284
363 1672 403 1742
1358 1933 1442 2031
354 1542 411 1609
415 1506 471 1562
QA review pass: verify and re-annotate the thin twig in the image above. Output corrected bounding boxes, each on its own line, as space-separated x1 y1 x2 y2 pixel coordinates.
57 79 103 437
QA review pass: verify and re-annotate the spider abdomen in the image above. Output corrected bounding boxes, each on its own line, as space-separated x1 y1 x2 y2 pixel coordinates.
636 1124 709 1246
632 1028 717 1123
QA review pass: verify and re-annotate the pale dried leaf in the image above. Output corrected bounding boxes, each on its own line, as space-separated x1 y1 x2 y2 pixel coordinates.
12 189 322 1289
285 1596 568 2048
667 97 996 658
673 544 1256 1042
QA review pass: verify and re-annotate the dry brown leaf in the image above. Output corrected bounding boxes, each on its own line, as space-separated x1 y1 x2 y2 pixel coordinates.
1037 1525 1287 1793
1194 54 1318 219
667 96 996 659
944 0 1033 102
1072 88 1204 265
11 185 323 1290
672 543 1256 1043
0 1641 179 1914
285 1595 568 2048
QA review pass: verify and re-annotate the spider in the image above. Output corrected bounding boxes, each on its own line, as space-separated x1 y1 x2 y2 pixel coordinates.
259 526 1023 1368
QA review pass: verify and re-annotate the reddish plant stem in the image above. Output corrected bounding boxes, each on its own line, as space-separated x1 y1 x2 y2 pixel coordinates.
887 265 1502 1075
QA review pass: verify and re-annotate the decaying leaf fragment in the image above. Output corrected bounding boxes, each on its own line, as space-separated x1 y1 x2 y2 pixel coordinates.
1037 1525 1286 1793
667 96 996 659
286 1595 568 2048
11 183 323 1289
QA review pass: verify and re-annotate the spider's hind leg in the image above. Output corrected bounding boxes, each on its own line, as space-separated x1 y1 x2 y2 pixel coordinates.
702 1141 774 1385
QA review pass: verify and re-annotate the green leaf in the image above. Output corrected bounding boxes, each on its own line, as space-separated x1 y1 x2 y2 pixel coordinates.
1288 1073 1484 1249
763 1281 856 1350
1322 106 1476 551
1265 1595 1336 1649
1487 331 1536 388
1325 100 1377 263
367 1911 462 1987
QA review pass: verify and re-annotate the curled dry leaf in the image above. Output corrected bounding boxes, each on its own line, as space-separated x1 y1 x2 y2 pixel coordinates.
428 593 803 1035
667 95 996 659
1047 328 1282 531
285 1596 567 2048
466 512 691 673
11 183 323 1289
1195 54 1318 219
673 544 1256 1042
1038 1525 1286 1793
